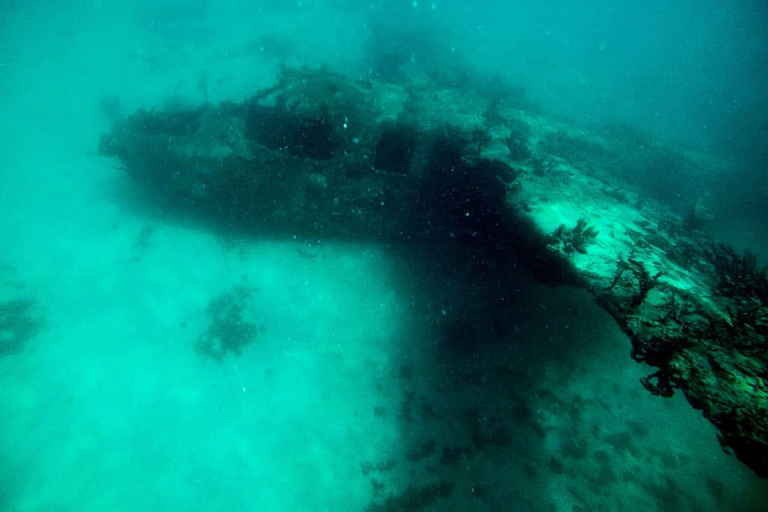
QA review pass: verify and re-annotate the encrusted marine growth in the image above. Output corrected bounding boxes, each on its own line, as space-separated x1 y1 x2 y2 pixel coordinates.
548 218 599 256
705 243 768 305
596 242 768 475
605 254 663 312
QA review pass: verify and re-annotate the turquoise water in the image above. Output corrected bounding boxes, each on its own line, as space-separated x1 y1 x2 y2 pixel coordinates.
1 2 767 511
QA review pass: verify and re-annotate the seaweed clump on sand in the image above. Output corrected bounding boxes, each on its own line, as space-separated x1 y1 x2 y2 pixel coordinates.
195 287 259 360
0 298 42 357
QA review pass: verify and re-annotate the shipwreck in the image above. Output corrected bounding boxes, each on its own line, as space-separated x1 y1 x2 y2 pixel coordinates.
99 67 768 478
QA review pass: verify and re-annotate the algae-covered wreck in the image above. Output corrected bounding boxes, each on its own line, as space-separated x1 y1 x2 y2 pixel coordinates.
100 67 768 478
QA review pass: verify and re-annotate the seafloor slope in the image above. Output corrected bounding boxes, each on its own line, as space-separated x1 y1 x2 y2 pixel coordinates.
100 67 767 478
